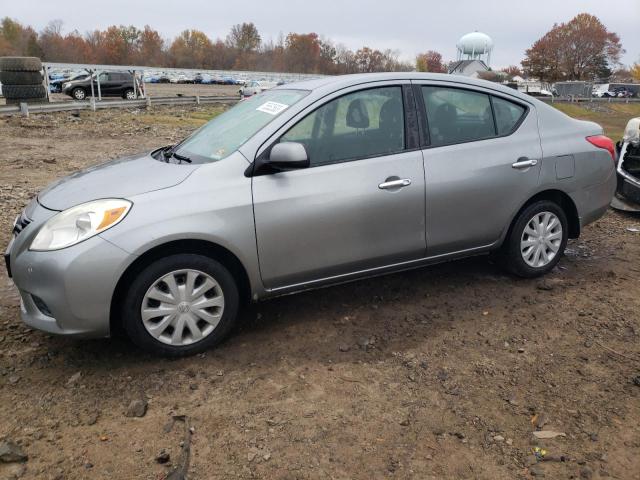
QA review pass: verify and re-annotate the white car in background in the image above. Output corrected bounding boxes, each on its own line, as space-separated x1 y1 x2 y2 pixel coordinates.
239 80 276 97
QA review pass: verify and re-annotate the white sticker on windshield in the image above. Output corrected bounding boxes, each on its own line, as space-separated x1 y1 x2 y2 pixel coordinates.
256 101 289 115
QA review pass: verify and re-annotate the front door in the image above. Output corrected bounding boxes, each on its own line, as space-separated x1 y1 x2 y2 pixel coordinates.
414 83 543 256
252 84 427 290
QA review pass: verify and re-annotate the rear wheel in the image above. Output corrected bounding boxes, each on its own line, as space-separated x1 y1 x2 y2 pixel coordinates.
500 200 568 278
71 88 86 100
122 254 239 357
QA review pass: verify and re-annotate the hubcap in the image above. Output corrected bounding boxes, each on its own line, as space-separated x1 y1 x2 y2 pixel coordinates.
75 90 85 100
141 269 224 346
126 91 135 99
520 211 563 268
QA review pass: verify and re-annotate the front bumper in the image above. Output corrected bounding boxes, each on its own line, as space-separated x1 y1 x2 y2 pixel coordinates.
6 203 135 338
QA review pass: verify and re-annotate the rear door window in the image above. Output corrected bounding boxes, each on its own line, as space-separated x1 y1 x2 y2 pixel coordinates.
492 96 526 135
281 86 405 166
421 86 495 146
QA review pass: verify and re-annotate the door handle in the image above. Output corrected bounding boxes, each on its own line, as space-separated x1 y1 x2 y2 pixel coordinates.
512 158 538 169
378 178 411 190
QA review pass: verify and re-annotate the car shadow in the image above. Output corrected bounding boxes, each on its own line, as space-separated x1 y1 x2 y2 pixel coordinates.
54 254 524 374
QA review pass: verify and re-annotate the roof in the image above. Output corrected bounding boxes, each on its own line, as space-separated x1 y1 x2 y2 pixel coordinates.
447 60 489 74
276 72 537 105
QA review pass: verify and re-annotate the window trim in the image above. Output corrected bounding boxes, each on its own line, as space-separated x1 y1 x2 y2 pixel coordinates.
414 83 530 149
255 83 420 172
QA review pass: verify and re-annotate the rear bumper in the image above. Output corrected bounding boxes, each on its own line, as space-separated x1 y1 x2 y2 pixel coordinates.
570 168 617 229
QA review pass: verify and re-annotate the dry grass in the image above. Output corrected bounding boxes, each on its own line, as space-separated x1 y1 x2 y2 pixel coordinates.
551 101 640 139
131 105 226 127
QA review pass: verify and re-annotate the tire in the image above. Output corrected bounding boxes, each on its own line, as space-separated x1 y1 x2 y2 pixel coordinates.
0 70 43 85
499 200 568 278
121 254 240 357
5 97 49 105
0 56 42 72
1 84 47 100
122 88 136 100
71 87 86 100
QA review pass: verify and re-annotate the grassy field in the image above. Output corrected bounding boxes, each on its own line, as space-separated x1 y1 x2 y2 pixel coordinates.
551 101 640 139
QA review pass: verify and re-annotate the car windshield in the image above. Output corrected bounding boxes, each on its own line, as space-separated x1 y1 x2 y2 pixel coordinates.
174 89 308 163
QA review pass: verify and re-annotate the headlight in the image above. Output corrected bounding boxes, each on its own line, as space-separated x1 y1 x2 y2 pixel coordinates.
30 199 132 251
62 82 70 89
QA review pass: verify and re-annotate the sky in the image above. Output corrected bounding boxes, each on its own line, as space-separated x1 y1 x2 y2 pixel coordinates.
4 0 639 68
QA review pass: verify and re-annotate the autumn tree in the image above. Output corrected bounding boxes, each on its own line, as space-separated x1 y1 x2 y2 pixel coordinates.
632 63 640 82
285 33 321 73
477 71 504 82
354 47 384 72
135 26 165 66
100 25 140 64
416 50 445 73
0 17 40 56
501 65 523 79
226 23 261 52
169 30 213 68
522 13 623 81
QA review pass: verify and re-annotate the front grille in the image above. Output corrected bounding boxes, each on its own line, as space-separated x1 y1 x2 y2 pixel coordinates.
12 212 31 236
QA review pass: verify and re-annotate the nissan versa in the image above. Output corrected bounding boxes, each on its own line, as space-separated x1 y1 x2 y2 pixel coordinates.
5 73 616 356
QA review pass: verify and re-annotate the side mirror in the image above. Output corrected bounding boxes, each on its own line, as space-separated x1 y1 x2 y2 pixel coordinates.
268 142 309 170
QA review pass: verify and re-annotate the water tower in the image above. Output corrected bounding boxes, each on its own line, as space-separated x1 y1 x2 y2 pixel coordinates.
456 31 494 66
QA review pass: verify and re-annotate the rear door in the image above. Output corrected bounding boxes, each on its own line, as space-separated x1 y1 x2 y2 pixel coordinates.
414 82 542 256
252 82 427 290
108 73 124 96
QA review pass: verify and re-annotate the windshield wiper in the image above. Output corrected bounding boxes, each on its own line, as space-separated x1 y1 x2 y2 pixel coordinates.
162 146 192 164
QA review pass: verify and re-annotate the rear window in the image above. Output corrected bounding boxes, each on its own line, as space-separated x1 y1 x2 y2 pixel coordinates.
492 97 526 135
422 86 495 146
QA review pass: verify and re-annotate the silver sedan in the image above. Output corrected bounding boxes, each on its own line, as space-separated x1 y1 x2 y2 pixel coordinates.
5 73 617 356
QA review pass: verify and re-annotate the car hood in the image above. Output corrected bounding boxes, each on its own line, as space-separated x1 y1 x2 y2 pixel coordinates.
38 152 199 211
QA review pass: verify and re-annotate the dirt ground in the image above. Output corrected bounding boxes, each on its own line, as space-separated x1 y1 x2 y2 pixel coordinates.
0 105 639 480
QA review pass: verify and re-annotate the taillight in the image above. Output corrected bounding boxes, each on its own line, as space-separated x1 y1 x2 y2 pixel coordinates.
586 135 616 163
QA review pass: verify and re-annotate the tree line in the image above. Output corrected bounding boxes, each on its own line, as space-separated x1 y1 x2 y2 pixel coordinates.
0 14 637 81
0 18 413 74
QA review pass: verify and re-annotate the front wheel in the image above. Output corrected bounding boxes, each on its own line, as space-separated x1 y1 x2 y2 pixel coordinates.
500 200 568 278
123 88 136 100
121 254 239 356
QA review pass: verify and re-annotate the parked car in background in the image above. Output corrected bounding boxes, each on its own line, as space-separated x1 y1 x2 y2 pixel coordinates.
592 84 609 98
50 72 89 93
5 73 616 356
603 87 634 98
62 71 137 100
612 117 640 211
144 73 161 83
239 80 276 97
200 74 217 84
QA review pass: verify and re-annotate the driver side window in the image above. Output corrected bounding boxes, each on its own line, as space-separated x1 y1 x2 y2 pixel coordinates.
281 86 405 166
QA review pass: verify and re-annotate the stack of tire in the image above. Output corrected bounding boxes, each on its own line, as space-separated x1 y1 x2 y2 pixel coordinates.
0 57 48 105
